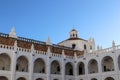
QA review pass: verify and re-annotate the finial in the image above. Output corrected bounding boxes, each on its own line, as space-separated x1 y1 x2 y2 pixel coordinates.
97 45 99 50
74 52 77 60
89 37 94 42
46 37 51 45
14 40 17 51
100 46 102 50
9 27 17 38
47 46 51 53
31 44 34 52
73 24 75 29
112 40 115 47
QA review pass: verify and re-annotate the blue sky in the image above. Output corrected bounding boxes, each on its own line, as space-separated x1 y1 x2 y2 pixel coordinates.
0 0 120 48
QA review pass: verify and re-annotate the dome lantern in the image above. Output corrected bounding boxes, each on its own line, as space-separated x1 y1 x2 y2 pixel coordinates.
69 29 78 38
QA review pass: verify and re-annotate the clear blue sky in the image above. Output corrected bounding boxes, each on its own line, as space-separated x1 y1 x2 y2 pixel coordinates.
0 0 120 48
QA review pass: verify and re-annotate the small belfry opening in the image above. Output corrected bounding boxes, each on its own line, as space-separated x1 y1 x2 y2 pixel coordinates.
16 56 28 72
51 60 61 74
0 53 11 71
88 59 98 74
34 58 45 73
65 62 73 75
102 56 114 72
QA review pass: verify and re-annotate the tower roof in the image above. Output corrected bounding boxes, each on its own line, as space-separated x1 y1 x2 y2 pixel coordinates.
71 28 77 31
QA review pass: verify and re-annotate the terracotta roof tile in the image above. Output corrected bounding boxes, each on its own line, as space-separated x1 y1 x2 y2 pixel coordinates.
0 36 15 46
17 40 32 49
0 33 85 56
34 44 47 52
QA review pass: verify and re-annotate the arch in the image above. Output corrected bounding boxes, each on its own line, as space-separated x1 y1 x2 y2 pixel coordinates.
65 62 73 75
102 56 114 72
77 62 85 75
88 59 98 74
0 53 11 71
17 77 26 80
0 76 8 80
51 60 61 74
36 78 44 80
105 77 114 80
91 78 97 80
16 56 29 72
118 55 120 70
34 58 45 73
53 79 58 80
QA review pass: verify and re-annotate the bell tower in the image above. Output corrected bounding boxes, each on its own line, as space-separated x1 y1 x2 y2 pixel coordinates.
69 29 78 38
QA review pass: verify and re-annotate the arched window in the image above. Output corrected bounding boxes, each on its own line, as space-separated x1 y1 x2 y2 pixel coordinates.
65 62 73 75
0 76 8 80
77 62 85 75
51 60 61 74
0 53 11 71
72 44 76 49
16 56 28 72
84 44 87 50
73 34 75 37
90 45 92 50
34 58 45 73
91 78 97 80
88 59 98 74
102 56 114 72
17 77 26 80
105 77 114 80
36 78 44 80
118 55 120 70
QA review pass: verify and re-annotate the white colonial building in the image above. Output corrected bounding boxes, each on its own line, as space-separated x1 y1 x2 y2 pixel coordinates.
0 28 120 80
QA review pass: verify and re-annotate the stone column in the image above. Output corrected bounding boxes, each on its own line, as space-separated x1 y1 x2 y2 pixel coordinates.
47 46 51 80
85 58 89 80
98 56 102 80
29 44 34 80
62 50 65 80
74 52 77 80
11 40 17 80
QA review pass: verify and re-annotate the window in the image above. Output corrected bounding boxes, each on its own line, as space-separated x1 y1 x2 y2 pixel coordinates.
90 45 92 50
84 44 87 50
72 44 76 49
73 34 75 37
76 34 77 37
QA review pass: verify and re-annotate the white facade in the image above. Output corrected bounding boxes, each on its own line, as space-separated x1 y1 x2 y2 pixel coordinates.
0 28 120 80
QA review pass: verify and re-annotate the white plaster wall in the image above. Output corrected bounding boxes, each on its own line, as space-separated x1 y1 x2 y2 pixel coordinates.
0 45 120 80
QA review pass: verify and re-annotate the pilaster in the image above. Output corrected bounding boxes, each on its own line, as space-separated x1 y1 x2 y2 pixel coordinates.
74 52 77 80
29 44 34 80
62 50 65 80
47 46 51 80
11 40 17 80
